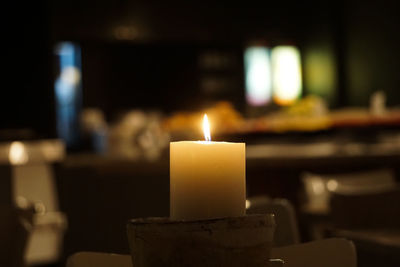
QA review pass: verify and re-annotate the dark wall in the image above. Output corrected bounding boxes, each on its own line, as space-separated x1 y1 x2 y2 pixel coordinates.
81 42 245 117
49 1 319 116
2 1 400 138
50 1 308 43
52 1 400 113
1 2 55 139
344 0 400 106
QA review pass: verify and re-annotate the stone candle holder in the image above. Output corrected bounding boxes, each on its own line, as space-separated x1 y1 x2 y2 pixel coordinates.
127 214 275 267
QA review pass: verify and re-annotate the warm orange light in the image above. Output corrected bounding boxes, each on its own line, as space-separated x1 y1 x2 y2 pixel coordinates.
9 141 29 165
203 114 211 141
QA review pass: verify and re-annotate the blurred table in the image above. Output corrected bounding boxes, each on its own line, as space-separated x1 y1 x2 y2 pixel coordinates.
332 229 400 267
334 229 400 248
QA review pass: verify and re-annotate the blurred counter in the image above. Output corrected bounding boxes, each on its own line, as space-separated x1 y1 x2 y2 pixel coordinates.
246 133 400 170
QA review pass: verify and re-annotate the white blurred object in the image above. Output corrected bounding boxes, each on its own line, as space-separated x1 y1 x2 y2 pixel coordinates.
108 111 170 160
370 91 387 116
9 141 29 165
244 46 272 106
60 66 81 86
302 169 396 214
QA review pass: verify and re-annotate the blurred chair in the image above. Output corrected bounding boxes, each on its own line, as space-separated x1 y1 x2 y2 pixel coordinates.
246 195 300 246
301 168 396 215
270 238 357 267
0 140 67 266
330 186 400 229
329 187 400 267
301 168 397 239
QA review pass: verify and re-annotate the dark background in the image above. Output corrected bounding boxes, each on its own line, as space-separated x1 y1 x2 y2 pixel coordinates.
2 0 400 139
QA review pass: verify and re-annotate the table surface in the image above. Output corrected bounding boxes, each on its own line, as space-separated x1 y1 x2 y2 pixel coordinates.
334 229 400 248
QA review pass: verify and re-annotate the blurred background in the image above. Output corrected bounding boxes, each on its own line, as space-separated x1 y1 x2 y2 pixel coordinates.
1 0 400 266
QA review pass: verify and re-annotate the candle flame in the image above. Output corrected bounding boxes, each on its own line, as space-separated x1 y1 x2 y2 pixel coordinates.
203 114 211 141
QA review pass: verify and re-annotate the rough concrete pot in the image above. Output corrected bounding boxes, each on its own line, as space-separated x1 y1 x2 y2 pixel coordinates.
127 214 275 267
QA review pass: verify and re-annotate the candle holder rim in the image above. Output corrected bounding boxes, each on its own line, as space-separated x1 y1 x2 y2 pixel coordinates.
128 213 275 226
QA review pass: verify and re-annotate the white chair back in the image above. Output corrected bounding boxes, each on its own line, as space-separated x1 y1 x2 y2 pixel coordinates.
247 196 300 246
302 169 396 213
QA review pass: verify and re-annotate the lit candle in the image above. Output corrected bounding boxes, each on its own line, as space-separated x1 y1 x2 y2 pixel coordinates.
170 114 246 220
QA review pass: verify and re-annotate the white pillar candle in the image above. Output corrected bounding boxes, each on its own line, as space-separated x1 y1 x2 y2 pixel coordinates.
170 115 246 221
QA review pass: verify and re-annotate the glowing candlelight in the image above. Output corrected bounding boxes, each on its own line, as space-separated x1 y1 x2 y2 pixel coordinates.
170 114 246 221
203 114 211 142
